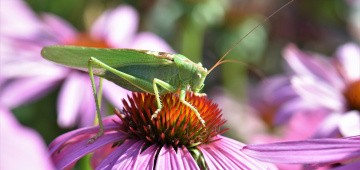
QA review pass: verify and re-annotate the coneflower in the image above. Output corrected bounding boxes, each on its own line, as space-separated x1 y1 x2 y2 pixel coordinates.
49 92 276 169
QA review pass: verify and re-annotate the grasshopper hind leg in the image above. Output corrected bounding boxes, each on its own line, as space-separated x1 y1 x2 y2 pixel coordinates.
87 58 105 143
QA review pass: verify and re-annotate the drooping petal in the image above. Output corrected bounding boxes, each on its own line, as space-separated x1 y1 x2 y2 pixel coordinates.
291 76 345 111
57 72 86 127
91 5 138 48
200 136 277 170
53 133 125 169
283 44 344 88
96 140 144 170
258 76 296 105
275 98 319 125
338 111 360 137
0 0 43 38
0 77 61 108
336 43 360 81
0 57 67 78
102 80 131 110
131 145 157 170
130 32 174 53
312 112 343 138
49 116 120 154
0 107 55 170
78 83 97 127
155 145 184 170
284 110 327 140
41 14 77 43
242 137 360 165
179 147 201 170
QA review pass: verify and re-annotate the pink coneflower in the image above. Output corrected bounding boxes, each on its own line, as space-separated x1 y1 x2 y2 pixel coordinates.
49 92 277 169
250 43 360 138
0 0 173 127
284 43 360 137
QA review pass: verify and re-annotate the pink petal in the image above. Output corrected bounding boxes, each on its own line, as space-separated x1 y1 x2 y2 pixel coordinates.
102 80 131 109
284 110 327 140
200 136 277 169
155 145 183 170
41 14 77 43
338 111 360 137
1 57 68 78
53 133 124 169
0 77 61 108
275 98 319 125
312 112 343 138
291 76 345 111
0 0 43 38
97 140 144 170
179 147 200 170
283 44 343 88
258 76 296 104
49 116 120 154
130 32 174 52
57 73 86 128
132 145 157 169
0 107 55 170
241 137 360 165
78 84 97 127
91 5 138 47
336 43 360 81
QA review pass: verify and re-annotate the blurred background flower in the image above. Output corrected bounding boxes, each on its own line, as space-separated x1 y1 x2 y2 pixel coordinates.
0 107 55 170
0 0 358 169
0 0 173 129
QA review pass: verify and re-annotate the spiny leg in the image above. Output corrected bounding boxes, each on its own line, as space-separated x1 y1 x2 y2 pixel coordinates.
151 78 176 119
88 58 104 143
180 88 206 126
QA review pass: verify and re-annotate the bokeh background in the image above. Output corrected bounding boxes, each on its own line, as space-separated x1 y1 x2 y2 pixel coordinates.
1 0 359 168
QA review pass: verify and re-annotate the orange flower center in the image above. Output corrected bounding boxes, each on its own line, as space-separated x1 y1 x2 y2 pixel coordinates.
66 34 109 48
114 92 227 149
344 80 360 111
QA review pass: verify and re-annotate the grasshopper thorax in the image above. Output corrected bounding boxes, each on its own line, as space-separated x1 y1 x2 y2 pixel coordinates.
173 54 207 93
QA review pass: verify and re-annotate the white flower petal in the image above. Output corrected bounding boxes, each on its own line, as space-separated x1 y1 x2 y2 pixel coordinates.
291 76 345 111
338 111 360 137
336 43 360 81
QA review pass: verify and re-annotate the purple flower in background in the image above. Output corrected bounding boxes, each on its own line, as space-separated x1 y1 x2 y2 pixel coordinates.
0 107 55 169
0 0 173 127
251 43 360 138
49 92 277 169
242 136 360 169
283 43 360 137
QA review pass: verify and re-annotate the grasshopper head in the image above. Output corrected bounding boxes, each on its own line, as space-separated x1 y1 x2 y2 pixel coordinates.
191 63 207 93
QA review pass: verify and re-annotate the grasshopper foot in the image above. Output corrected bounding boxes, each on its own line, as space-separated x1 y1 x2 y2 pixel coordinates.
151 109 161 120
194 93 207 97
88 128 104 144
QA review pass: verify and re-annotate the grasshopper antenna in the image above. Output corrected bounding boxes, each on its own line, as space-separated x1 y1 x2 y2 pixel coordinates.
207 0 294 75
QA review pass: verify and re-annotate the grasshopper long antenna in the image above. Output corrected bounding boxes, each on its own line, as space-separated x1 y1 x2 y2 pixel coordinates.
207 0 294 75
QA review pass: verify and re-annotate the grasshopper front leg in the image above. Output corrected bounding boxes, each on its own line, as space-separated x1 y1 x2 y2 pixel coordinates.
180 87 206 126
151 78 177 119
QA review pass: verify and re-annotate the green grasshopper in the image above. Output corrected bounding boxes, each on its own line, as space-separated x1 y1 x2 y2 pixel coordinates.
41 47 211 141
41 0 293 142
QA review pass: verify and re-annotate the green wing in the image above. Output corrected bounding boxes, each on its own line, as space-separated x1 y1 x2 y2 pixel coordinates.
41 46 174 72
